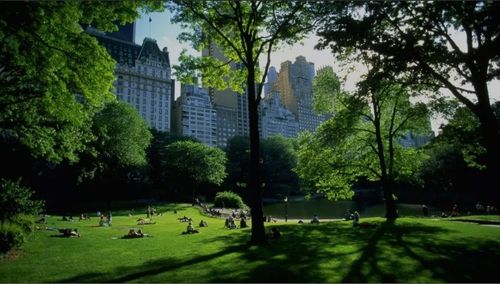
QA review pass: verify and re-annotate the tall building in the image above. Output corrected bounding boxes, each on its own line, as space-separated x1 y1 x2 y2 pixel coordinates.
264 66 278 97
272 56 328 133
259 92 299 139
87 25 174 132
172 84 217 146
202 43 249 147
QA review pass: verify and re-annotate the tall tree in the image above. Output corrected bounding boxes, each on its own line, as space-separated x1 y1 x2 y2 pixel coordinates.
0 1 162 165
168 0 316 244
90 101 152 173
147 129 199 191
163 141 227 202
76 101 152 206
420 102 500 200
314 1 500 192
296 67 430 220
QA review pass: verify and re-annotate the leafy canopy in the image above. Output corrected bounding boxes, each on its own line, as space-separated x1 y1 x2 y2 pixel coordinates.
296 68 430 200
163 141 227 186
0 1 162 163
168 0 317 97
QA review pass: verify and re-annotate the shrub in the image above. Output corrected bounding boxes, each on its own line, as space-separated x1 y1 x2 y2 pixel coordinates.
11 214 35 234
0 178 44 220
0 221 25 254
214 191 247 209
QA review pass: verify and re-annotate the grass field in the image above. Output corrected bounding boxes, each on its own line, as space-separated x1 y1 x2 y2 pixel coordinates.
0 203 499 283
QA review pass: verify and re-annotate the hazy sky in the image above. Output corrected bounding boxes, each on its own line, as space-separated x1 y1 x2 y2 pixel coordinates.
135 10 499 134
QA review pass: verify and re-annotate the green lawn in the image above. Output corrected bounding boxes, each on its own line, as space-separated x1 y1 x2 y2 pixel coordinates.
1 204 499 283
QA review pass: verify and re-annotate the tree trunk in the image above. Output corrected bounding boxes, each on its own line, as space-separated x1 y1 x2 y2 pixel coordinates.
382 179 398 220
372 97 399 221
476 106 500 203
247 62 266 245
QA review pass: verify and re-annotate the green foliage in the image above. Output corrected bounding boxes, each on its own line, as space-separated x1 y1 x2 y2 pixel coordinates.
0 1 162 164
297 75 430 203
214 191 247 209
76 101 152 182
0 221 25 254
225 135 299 195
261 136 299 194
418 103 500 193
313 66 341 114
0 179 44 221
314 1 500 171
147 130 199 186
225 136 251 188
169 1 315 94
163 141 227 186
92 101 152 168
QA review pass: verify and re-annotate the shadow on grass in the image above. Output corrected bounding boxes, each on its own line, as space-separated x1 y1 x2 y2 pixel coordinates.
55 220 500 283
341 221 500 283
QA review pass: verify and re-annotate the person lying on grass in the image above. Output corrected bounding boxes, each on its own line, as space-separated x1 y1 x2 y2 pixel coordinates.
58 228 80 237
137 218 156 225
124 228 150 238
178 216 191 222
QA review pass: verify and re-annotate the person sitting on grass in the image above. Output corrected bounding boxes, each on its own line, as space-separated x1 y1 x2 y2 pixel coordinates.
266 227 281 239
225 218 237 229
240 218 247 228
199 220 208 227
182 221 199 234
124 228 146 238
311 215 320 224
352 211 360 226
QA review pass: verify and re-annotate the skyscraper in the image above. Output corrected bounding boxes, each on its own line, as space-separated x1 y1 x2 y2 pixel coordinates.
202 43 249 147
264 66 278 97
87 25 174 131
172 84 217 146
272 56 328 133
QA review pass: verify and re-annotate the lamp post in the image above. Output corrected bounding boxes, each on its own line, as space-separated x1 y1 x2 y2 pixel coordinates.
284 196 288 222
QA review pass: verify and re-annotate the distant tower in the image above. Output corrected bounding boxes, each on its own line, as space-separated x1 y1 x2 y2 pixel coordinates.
172 84 217 146
202 42 249 147
264 66 278 97
272 56 328 133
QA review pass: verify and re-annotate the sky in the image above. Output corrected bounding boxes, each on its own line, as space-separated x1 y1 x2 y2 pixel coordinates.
135 10 499 135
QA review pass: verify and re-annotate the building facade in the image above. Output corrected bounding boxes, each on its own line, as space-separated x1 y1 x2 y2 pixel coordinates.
272 56 328 133
87 26 174 132
264 66 278 97
259 92 299 139
202 43 249 147
172 84 217 146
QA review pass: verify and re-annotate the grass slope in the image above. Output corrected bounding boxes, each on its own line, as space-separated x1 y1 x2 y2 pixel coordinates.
0 204 499 283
